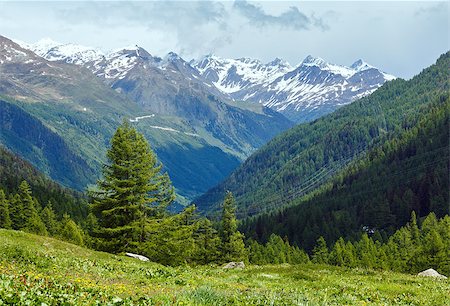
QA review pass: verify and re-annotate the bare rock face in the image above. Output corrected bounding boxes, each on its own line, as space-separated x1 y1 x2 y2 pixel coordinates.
223 261 245 269
417 268 447 279
125 252 149 262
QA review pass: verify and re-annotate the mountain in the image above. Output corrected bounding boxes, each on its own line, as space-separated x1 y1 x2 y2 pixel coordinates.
193 54 395 122
27 39 394 124
1 35 292 202
195 52 449 218
241 99 449 250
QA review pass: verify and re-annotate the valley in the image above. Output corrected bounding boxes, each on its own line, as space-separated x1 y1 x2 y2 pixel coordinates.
0 2 448 304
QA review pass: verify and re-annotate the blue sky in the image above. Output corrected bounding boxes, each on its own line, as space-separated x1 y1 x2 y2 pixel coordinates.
0 1 448 79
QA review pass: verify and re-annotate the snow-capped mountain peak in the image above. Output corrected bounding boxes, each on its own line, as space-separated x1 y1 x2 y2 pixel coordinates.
302 55 327 68
25 38 61 56
192 54 293 95
267 57 291 69
350 59 373 72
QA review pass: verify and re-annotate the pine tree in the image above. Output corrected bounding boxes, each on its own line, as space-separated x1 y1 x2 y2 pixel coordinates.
219 192 247 262
409 211 420 243
0 189 12 229
40 201 58 235
312 236 329 264
14 181 47 235
142 206 197 265
9 194 23 230
192 218 221 264
91 121 161 253
18 181 37 225
26 213 48 236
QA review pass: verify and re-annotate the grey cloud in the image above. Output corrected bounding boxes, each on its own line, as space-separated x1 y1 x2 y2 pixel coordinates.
414 2 447 17
233 0 328 31
56 1 232 57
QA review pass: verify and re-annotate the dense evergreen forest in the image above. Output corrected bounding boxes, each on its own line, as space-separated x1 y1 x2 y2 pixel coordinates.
196 52 450 220
241 98 449 250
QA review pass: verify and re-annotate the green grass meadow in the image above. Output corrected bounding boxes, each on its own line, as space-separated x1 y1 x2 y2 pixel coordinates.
0 229 448 305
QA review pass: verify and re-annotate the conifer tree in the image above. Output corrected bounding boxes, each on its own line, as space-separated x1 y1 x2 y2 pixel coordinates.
192 218 221 264
14 181 47 234
150 172 175 218
312 236 329 264
409 211 420 243
9 194 23 230
91 121 161 253
219 192 247 262
19 181 36 224
0 189 12 229
40 201 58 236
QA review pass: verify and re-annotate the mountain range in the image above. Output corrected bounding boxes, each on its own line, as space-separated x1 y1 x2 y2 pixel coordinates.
22 38 395 123
193 54 395 122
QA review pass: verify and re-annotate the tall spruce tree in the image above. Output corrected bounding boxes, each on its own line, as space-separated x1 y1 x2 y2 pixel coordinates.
220 192 247 262
91 121 161 253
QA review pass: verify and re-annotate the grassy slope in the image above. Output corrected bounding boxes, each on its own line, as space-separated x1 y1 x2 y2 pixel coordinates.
0 230 448 305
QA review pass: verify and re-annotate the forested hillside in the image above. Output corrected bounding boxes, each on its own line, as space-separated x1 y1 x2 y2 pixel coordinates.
0 145 87 221
195 52 450 218
241 99 449 250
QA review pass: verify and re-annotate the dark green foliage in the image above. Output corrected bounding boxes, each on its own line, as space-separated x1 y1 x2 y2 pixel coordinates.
323 213 450 276
192 218 221 264
8 194 23 230
142 205 197 266
248 234 309 265
40 202 59 236
0 190 11 229
90 121 161 253
241 97 449 250
59 214 84 246
311 236 329 264
197 52 450 221
219 192 247 262
0 144 88 222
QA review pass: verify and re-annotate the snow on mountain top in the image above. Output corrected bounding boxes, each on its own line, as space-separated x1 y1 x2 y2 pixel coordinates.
302 55 327 68
193 54 294 94
25 38 62 56
298 55 395 79
267 57 291 68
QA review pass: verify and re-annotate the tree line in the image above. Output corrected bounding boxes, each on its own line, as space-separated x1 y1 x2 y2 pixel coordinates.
310 212 450 276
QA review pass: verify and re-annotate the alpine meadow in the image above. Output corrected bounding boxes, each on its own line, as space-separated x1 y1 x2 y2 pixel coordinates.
0 1 449 305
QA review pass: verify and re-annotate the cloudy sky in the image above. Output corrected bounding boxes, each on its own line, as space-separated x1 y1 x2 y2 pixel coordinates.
0 1 448 79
